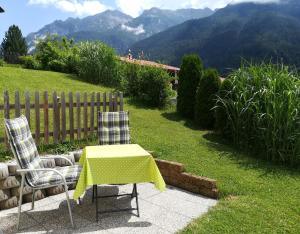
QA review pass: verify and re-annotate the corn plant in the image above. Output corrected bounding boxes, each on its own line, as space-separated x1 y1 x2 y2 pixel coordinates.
215 63 300 165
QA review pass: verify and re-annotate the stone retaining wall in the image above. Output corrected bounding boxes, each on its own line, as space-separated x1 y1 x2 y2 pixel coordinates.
155 159 218 199
0 152 80 211
0 150 218 211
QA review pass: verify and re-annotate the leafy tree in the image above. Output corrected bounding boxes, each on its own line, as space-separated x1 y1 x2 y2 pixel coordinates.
177 54 203 118
194 68 221 129
35 35 79 73
1 25 27 63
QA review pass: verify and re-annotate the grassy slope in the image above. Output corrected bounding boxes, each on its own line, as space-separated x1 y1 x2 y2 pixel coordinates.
0 67 112 101
0 67 299 233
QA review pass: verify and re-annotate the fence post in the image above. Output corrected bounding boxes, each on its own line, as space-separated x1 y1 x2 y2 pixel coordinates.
25 92 30 127
90 92 95 136
69 92 74 141
61 92 66 142
4 91 10 148
15 91 20 117
53 91 59 144
103 93 107 112
119 92 124 111
35 92 40 144
83 93 88 138
76 92 81 140
43 91 49 144
109 93 113 111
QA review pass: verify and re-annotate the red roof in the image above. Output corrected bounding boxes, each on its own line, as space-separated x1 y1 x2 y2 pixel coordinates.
119 57 180 73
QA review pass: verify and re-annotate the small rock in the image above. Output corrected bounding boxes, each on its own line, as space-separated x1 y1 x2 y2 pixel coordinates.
0 163 9 180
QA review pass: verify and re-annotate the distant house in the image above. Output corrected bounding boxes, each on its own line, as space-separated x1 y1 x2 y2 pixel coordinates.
0 7 4 13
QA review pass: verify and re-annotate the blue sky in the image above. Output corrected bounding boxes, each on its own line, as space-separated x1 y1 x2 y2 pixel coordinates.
0 0 279 41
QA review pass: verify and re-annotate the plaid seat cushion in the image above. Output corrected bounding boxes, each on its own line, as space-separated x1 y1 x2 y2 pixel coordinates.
32 165 82 187
98 111 130 145
5 115 44 185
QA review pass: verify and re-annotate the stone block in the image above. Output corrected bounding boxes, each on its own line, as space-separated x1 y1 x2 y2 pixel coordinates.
0 189 9 202
7 161 19 176
0 196 18 209
155 159 185 174
41 158 56 168
54 154 75 166
23 190 45 203
0 176 20 189
11 185 33 197
198 187 219 199
45 185 64 196
181 173 217 189
0 163 9 179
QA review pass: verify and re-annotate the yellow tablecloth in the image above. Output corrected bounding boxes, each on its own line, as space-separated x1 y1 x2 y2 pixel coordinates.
73 144 166 200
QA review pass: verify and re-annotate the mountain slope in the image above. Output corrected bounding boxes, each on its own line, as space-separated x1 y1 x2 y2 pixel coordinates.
131 1 300 74
26 8 214 53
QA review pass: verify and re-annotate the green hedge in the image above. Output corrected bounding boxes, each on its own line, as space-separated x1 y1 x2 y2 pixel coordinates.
120 63 172 107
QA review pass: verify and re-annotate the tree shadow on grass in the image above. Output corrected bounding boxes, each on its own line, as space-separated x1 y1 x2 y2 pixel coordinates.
203 132 300 177
161 111 201 131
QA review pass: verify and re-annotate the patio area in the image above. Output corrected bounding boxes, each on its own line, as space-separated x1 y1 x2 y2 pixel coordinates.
0 183 217 234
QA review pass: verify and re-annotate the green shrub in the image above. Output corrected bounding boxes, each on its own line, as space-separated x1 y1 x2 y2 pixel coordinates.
119 63 141 96
64 50 80 74
120 63 172 107
48 59 67 72
20 55 41 70
138 66 172 107
194 68 221 129
77 41 119 86
177 54 203 118
0 59 4 66
215 63 300 165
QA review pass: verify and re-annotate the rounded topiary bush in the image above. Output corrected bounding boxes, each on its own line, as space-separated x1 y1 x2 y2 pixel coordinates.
177 54 203 118
194 68 221 129
137 66 172 107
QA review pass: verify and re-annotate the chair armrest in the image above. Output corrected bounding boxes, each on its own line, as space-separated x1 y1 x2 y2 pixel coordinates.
40 155 74 166
17 168 67 185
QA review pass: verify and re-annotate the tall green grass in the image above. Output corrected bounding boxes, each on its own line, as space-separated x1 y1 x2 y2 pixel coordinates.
215 63 300 165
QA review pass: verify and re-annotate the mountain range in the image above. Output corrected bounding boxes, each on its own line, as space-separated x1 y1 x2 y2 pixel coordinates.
26 0 300 74
131 0 300 74
26 8 213 53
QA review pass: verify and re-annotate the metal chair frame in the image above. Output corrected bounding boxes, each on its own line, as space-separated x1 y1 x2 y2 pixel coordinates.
4 126 76 229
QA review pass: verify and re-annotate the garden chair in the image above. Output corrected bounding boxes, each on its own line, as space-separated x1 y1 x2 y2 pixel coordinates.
4 115 81 229
93 111 139 216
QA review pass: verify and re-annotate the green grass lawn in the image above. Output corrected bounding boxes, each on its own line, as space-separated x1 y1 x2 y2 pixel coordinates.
1 66 299 233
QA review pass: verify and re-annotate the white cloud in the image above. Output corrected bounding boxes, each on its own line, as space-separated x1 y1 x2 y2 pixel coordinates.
116 0 280 17
28 0 109 16
28 0 281 17
121 24 145 35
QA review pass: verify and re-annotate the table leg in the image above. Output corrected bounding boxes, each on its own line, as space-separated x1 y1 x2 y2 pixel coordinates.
95 185 99 222
134 184 140 217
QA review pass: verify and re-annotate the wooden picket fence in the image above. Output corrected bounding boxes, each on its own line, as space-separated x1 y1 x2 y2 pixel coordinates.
0 91 123 146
